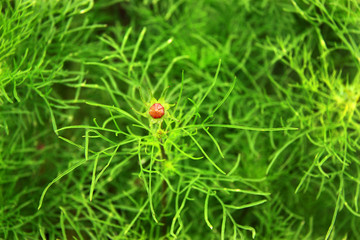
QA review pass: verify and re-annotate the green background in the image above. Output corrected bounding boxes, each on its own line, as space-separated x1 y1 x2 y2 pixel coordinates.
1 0 360 239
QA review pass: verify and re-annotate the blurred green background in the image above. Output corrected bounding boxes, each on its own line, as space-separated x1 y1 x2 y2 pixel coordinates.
1 0 360 239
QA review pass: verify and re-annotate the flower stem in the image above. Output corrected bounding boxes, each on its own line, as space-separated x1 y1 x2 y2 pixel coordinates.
158 137 168 237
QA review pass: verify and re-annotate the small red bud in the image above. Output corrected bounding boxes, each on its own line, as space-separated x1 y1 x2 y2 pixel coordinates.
149 103 165 119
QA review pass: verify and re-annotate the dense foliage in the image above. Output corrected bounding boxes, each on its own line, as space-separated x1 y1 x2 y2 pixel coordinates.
1 0 359 239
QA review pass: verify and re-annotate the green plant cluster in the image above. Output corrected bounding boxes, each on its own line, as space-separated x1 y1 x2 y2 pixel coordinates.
1 0 360 239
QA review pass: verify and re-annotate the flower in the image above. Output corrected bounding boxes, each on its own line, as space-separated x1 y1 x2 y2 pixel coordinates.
149 103 165 119
132 95 174 126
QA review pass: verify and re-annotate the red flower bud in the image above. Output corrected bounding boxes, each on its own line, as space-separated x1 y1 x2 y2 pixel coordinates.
149 103 165 119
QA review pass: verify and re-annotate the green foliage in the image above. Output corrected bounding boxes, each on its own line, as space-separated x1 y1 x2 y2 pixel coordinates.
1 0 360 239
